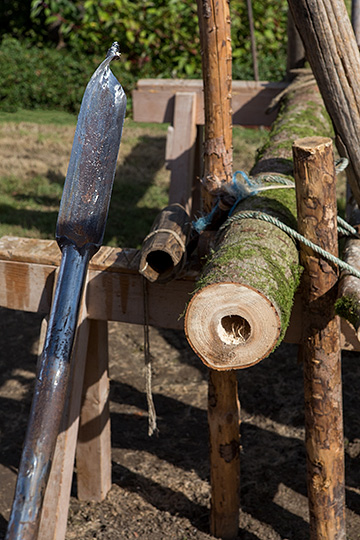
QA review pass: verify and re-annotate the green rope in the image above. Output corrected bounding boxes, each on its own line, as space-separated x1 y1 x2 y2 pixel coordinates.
221 210 360 280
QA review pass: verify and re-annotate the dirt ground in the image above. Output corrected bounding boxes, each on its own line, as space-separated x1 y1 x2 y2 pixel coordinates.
1 308 360 539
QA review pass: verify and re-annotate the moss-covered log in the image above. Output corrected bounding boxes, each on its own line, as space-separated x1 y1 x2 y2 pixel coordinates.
185 75 333 370
185 188 301 369
335 193 360 336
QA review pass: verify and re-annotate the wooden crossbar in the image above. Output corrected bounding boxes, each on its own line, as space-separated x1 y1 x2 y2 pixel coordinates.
1 235 359 351
132 79 288 126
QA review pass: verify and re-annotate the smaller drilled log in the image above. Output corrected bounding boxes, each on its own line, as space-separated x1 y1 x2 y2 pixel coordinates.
293 136 346 540
139 203 190 283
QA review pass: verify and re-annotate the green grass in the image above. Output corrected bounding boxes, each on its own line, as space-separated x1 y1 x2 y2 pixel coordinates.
0 110 269 248
0 108 78 126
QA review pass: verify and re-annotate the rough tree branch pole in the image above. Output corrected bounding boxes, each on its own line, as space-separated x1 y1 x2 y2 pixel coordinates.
195 1 240 538
293 137 346 540
287 0 360 205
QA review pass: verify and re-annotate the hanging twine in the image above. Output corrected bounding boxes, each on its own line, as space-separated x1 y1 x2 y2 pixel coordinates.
142 277 158 437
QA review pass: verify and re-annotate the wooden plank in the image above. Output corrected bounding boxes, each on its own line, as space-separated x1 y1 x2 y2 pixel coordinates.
132 79 288 126
0 236 359 350
166 92 198 213
76 319 111 502
0 259 55 314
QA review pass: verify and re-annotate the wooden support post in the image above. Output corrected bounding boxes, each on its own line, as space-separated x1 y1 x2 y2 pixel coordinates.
293 137 346 540
208 370 240 539
286 10 305 79
166 92 198 213
76 319 111 501
197 0 233 212
352 0 360 47
139 92 197 283
196 1 240 538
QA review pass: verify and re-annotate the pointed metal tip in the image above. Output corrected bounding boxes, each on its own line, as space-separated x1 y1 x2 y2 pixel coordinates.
106 42 121 61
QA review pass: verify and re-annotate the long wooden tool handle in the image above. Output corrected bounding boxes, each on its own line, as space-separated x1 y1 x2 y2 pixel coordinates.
6 244 90 540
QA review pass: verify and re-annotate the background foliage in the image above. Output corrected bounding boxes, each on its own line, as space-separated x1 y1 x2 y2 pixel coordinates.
0 0 288 113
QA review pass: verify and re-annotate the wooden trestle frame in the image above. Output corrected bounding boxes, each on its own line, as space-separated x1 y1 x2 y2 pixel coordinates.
1 81 360 539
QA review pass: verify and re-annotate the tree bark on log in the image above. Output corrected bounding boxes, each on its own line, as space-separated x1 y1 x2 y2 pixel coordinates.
287 0 360 205
293 136 346 540
185 74 332 370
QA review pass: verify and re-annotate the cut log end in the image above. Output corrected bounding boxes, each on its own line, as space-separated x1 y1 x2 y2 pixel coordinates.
139 204 190 283
184 282 281 370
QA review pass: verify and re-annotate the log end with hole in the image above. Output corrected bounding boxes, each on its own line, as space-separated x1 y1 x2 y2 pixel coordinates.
185 282 281 370
139 204 190 283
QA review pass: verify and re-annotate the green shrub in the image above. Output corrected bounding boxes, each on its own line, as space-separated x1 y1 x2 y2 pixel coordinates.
0 36 135 113
0 1 289 114
30 0 288 81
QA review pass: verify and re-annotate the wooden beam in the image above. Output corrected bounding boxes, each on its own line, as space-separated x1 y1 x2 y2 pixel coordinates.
132 79 287 126
0 235 359 351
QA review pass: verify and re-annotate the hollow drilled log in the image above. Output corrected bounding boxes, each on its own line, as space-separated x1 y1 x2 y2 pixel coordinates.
185 188 301 370
293 136 346 540
139 204 190 283
287 0 360 205
185 74 332 370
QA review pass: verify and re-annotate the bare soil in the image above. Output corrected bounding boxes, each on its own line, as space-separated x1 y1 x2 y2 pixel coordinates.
1 308 360 539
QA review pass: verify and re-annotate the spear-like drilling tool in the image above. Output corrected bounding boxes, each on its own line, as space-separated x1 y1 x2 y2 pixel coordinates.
6 42 126 540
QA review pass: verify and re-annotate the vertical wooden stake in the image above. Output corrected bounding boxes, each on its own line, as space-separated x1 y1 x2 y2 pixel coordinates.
196 1 240 537
197 0 233 212
38 299 90 540
293 137 346 540
208 370 240 539
76 319 111 501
